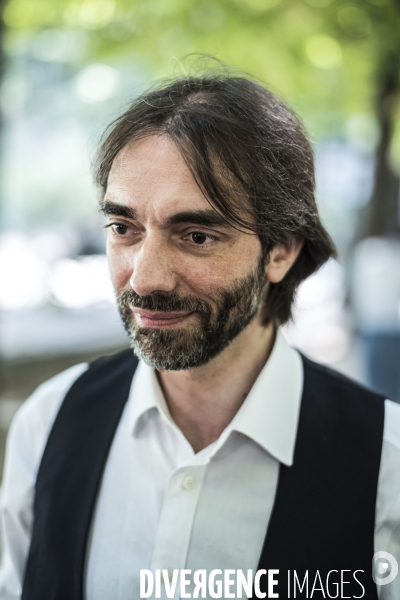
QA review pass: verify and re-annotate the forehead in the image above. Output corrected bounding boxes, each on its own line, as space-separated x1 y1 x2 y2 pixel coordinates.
106 135 211 216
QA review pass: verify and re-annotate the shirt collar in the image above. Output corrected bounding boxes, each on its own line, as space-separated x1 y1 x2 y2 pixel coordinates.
224 329 303 466
127 328 303 466
128 359 173 435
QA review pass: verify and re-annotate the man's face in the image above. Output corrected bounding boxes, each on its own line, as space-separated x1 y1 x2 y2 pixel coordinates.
104 135 267 370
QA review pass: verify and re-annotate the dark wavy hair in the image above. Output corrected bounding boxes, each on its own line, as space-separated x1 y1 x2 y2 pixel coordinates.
95 69 336 325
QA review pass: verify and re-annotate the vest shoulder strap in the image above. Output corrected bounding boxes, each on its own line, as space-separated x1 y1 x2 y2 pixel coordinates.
256 354 385 598
22 349 138 600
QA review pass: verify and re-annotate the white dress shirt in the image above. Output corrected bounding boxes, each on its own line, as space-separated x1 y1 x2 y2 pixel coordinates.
1 330 400 599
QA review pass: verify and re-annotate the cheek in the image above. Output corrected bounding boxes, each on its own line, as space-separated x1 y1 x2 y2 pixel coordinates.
181 239 263 295
107 245 132 291
180 258 245 297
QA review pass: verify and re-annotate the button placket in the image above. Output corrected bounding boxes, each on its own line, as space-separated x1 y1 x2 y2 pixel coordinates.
150 466 206 597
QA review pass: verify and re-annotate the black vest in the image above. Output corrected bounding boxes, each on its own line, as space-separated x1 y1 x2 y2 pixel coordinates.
22 350 384 599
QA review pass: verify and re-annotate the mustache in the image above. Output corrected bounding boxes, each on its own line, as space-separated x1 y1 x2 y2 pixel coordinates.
117 289 211 314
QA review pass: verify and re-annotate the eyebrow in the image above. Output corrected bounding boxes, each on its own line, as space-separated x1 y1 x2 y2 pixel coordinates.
100 200 229 228
166 210 228 228
99 200 137 220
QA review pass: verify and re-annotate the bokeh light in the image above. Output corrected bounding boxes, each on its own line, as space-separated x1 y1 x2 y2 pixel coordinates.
305 35 342 69
75 64 121 102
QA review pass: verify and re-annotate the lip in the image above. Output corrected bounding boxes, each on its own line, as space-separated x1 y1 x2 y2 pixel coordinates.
131 307 195 328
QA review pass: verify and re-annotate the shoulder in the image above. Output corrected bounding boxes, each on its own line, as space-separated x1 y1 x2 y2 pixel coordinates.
6 362 89 476
9 349 136 460
381 399 400 487
86 348 136 374
383 399 400 450
301 354 385 404
376 400 400 529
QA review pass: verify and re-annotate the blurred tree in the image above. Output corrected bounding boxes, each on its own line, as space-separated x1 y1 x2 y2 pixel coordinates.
0 4 5 146
1 0 400 236
362 0 400 236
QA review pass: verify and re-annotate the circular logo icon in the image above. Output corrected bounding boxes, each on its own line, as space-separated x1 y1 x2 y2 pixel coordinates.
372 552 398 586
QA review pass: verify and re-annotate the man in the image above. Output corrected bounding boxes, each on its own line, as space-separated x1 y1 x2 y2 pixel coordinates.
1 72 400 600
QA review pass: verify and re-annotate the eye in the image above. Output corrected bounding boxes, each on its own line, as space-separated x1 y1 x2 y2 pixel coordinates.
108 223 129 235
185 231 218 247
105 221 142 244
191 232 209 245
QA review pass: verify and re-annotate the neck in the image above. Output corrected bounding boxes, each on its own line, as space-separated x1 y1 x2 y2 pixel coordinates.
157 317 276 453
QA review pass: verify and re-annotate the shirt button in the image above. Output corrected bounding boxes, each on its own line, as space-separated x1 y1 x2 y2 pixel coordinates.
182 475 195 490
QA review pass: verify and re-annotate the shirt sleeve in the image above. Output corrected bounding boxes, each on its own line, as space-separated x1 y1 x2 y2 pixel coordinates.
375 399 400 600
0 363 88 600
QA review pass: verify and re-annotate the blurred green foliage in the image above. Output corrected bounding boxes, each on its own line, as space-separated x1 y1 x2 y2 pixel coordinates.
2 0 399 141
1 0 400 235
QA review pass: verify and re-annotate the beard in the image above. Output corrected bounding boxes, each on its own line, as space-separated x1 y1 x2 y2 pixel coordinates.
117 256 267 370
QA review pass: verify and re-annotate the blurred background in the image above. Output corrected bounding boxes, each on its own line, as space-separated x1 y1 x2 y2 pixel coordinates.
0 0 399 475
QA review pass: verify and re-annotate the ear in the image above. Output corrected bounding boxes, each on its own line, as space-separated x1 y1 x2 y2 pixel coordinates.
265 238 304 284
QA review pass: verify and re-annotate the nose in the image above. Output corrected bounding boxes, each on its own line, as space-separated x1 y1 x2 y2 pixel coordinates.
129 234 178 296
